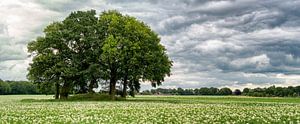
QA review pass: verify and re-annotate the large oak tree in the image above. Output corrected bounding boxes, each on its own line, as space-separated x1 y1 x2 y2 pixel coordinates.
27 10 172 99
28 10 100 99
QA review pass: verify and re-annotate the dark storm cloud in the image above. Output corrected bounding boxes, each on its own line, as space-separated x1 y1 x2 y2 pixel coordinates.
127 0 300 88
1 0 300 88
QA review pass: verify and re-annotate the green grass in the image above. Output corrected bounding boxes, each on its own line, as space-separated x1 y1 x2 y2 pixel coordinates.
1 95 300 123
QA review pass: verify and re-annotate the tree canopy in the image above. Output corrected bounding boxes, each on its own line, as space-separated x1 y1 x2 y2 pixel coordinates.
27 10 172 99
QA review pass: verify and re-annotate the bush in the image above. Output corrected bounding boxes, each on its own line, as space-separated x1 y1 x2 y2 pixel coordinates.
67 94 125 101
218 88 232 95
233 89 242 95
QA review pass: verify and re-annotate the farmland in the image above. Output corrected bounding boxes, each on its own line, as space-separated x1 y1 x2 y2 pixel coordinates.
1 95 300 123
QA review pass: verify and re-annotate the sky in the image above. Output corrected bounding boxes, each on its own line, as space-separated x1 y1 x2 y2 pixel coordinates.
1 0 300 90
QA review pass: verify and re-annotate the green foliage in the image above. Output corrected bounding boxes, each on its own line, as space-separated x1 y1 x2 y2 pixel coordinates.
98 10 172 98
195 87 219 95
243 85 300 97
28 10 103 99
9 81 38 94
142 85 300 97
146 87 232 95
242 88 250 94
27 9 172 99
0 81 41 95
233 89 242 95
0 81 11 95
218 87 232 95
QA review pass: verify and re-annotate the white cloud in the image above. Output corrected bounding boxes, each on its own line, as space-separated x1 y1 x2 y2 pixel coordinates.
199 1 233 11
230 54 270 70
194 40 242 54
0 0 60 80
187 23 239 39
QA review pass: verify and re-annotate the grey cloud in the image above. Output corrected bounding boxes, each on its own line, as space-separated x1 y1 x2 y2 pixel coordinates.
1 0 300 89
34 0 93 12
140 0 300 88
0 23 7 34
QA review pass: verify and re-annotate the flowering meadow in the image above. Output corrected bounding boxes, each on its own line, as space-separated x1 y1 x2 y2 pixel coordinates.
1 95 300 123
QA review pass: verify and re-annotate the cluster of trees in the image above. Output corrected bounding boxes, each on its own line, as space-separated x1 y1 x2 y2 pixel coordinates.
242 86 300 97
141 85 300 97
27 10 172 99
141 87 235 95
0 79 41 95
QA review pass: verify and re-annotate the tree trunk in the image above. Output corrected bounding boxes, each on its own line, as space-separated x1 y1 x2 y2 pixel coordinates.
60 93 68 99
109 74 117 100
121 52 129 98
78 77 88 93
88 77 96 93
109 80 112 95
121 71 128 98
60 80 69 99
55 82 59 99
110 78 116 100
79 84 87 93
109 66 117 100
60 94 68 99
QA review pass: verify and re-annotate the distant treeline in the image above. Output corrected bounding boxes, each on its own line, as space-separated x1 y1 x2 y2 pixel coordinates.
141 87 234 96
0 80 43 95
242 86 300 97
1 79 300 97
141 86 300 97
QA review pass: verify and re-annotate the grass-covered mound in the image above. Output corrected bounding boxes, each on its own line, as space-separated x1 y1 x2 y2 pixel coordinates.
67 93 125 101
21 93 125 102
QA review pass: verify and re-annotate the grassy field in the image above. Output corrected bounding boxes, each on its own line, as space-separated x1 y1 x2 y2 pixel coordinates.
1 95 300 123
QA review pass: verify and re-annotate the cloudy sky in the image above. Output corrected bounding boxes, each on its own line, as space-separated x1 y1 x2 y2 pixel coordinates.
1 0 300 90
